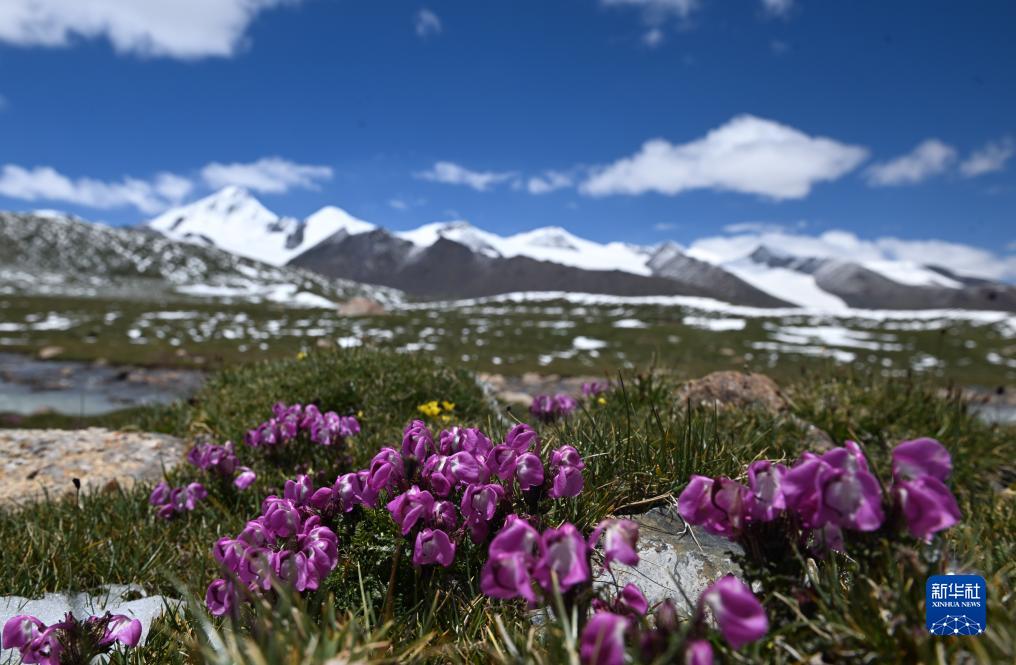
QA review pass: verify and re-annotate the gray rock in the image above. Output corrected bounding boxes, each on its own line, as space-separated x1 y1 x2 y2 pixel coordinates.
593 505 745 616
0 584 180 663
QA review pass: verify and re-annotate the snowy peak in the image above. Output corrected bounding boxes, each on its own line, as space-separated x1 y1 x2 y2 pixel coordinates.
148 188 375 267
398 221 504 258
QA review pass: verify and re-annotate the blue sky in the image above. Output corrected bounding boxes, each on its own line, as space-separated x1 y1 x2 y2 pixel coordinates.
0 0 1013 263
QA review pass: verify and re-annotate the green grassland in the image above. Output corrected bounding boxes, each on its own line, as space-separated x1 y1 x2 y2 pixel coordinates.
0 348 1013 663
2 294 1013 385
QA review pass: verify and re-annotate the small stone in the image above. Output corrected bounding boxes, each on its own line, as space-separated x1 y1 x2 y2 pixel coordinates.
36 346 65 360
593 505 745 617
675 371 788 414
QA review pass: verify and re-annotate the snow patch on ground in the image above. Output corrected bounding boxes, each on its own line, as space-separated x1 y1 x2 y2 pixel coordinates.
682 316 747 332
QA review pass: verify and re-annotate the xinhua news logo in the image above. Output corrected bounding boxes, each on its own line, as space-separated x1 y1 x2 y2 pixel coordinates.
926 574 987 636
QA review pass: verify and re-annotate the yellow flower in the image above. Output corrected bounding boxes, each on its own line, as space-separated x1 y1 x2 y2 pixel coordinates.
441 401 456 412
296 351 308 361
597 396 607 406
357 410 364 418
440 414 451 423
417 401 442 417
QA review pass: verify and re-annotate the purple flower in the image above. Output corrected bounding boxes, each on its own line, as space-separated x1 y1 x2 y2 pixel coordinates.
504 423 538 454
678 476 750 538
582 381 611 398
271 550 311 591
431 500 459 531
449 451 489 485
480 552 536 602
234 467 257 490
261 497 302 538
783 442 884 532
892 437 952 482
535 524 590 592
461 428 494 458
747 460 788 522
589 518 639 570
205 579 235 616
402 419 435 460
684 640 714 665
413 528 456 567
893 476 961 541
182 483 207 510
315 471 369 512
579 612 630 665
98 614 142 647
700 575 768 650
616 583 649 616
438 426 494 458
3 615 44 650
516 453 545 491
421 454 455 496
548 445 585 499
299 520 339 580
530 394 580 422
284 474 315 506
489 515 544 561
368 447 404 492
148 481 171 506
487 445 519 480
461 483 504 526
387 486 435 535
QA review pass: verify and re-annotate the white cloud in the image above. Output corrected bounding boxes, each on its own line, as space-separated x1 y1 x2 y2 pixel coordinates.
0 0 298 59
0 164 192 214
688 228 1016 281
959 137 1014 177
527 171 574 195
414 9 442 37
642 28 665 47
200 157 332 194
0 95 7 111
601 0 699 22
389 198 409 211
653 222 677 231
723 221 806 234
415 161 516 192
865 139 956 186
581 115 868 200
761 0 794 17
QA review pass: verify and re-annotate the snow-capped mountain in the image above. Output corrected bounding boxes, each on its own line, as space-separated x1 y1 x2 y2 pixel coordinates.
146 188 1014 312
148 186 375 266
1 210 401 307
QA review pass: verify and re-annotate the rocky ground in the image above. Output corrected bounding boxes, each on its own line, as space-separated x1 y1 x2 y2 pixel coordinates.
0 428 186 505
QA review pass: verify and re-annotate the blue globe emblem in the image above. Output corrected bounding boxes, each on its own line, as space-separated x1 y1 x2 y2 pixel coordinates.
929 615 984 636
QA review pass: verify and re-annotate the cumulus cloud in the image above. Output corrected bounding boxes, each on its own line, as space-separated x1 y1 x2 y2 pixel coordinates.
527 171 574 195
414 9 442 37
200 157 332 194
0 165 193 214
761 0 794 17
642 28 665 47
581 115 868 200
959 137 1014 177
0 0 299 59
601 0 699 22
864 139 956 186
415 161 516 192
688 228 1016 281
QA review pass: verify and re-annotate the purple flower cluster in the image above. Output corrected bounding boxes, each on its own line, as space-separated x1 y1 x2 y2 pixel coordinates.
890 438 962 541
581 382 611 399
148 481 207 520
187 440 256 490
316 420 584 569
245 402 360 448
2 611 141 665
679 438 961 550
480 516 592 602
529 394 578 423
205 478 340 616
581 575 767 665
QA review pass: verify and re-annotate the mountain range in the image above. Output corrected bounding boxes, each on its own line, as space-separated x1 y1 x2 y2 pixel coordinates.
142 187 1016 312
0 210 400 308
